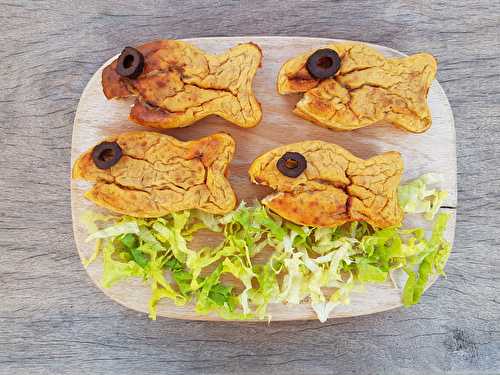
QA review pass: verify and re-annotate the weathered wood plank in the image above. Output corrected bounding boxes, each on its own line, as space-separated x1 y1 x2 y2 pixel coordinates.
0 0 498 374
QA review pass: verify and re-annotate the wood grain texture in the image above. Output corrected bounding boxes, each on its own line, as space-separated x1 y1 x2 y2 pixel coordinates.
71 37 456 321
0 0 498 374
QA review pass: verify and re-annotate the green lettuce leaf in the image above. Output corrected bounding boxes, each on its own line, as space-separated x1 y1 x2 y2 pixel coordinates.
356 262 388 283
86 220 140 242
312 273 355 323
279 252 307 304
398 173 449 220
83 176 452 322
195 264 238 316
402 213 450 306
149 283 186 320
222 257 255 315
249 263 280 320
101 241 144 288
191 209 223 232
152 211 192 262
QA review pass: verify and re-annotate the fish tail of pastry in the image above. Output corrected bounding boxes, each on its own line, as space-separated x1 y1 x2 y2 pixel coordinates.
202 43 262 128
346 151 404 228
199 133 237 213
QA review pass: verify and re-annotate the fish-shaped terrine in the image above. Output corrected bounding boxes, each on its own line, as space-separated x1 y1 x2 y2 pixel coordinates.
249 140 403 228
72 131 237 217
277 42 437 133
102 40 263 129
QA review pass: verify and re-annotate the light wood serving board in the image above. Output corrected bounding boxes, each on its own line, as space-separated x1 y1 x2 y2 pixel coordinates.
71 37 457 321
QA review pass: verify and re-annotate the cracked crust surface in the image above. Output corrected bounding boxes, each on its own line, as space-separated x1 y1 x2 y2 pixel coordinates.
72 132 236 217
277 43 437 133
102 40 262 129
249 141 403 228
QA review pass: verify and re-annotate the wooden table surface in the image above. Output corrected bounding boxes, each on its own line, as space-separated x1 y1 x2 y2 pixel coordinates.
1 1 498 374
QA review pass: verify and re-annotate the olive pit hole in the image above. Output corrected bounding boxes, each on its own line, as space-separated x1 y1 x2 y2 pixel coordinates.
317 56 333 69
99 148 115 162
115 46 144 78
306 48 341 79
91 141 123 170
285 158 298 169
277 152 307 178
123 54 134 69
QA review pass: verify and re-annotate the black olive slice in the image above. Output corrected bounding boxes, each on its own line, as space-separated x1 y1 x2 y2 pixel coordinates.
306 48 341 79
92 141 123 170
116 47 144 78
277 152 307 178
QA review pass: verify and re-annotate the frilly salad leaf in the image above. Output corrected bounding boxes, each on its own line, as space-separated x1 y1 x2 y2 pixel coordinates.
402 213 451 306
82 174 452 322
86 220 140 242
398 173 449 220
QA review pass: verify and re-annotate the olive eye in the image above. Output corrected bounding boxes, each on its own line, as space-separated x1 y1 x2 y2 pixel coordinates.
277 152 307 178
306 48 341 79
92 141 123 170
116 47 144 78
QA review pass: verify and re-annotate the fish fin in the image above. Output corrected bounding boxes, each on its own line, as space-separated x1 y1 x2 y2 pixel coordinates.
129 99 200 129
263 188 350 227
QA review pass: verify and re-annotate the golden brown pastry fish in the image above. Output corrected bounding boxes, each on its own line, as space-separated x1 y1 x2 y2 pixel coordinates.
277 42 437 133
102 40 262 129
249 141 403 228
72 132 237 217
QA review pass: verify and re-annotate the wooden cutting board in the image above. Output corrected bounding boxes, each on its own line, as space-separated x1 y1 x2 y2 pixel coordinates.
71 36 457 321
